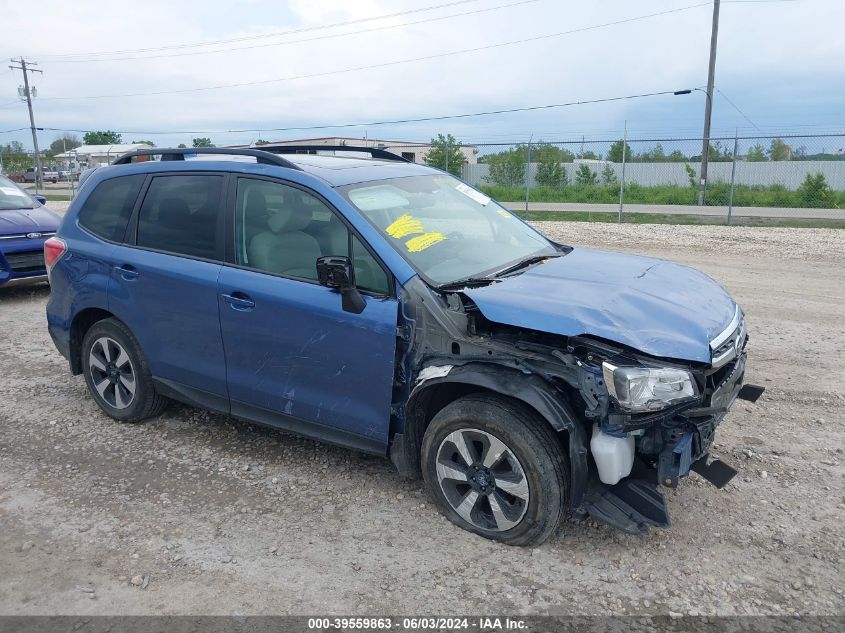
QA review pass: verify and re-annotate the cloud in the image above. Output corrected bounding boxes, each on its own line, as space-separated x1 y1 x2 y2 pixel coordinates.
1 0 843 149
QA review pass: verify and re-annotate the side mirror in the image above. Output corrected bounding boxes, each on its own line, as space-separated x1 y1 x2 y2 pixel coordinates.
34 195 47 206
316 256 365 314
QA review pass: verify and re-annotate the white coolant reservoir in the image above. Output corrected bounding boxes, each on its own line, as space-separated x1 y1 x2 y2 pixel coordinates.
590 424 635 485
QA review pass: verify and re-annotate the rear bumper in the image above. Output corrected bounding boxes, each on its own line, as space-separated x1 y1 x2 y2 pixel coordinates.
48 320 71 362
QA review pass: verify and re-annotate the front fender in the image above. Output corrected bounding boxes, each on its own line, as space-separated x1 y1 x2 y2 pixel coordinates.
397 361 590 508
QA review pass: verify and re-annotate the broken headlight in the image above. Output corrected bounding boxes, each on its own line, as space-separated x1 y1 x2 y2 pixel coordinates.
601 362 698 412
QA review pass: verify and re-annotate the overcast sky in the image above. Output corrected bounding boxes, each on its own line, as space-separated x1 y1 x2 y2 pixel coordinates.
1 0 843 151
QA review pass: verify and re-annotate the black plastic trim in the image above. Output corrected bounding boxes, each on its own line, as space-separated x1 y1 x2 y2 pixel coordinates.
112 147 303 170
231 399 387 456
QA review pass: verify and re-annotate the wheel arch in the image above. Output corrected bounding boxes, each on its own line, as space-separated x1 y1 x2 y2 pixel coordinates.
68 307 116 375
392 362 590 508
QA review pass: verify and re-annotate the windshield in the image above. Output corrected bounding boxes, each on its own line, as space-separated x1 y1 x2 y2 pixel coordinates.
0 175 36 210
338 174 556 285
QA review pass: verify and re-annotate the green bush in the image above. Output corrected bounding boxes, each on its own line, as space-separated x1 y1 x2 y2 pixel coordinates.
797 173 834 208
477 181 844 209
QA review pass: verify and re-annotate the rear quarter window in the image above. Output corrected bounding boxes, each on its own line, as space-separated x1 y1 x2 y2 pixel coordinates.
77 174 145 242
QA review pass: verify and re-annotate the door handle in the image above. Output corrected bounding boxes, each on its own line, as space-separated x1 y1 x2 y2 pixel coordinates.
222 292 255 311
114 265 139 280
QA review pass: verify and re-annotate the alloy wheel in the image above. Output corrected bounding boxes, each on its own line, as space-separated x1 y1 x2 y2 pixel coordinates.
88 336 136 410
435 428 530 532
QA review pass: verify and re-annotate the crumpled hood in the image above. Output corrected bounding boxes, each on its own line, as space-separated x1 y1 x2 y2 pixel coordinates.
0 206 61 235
464 248 737 363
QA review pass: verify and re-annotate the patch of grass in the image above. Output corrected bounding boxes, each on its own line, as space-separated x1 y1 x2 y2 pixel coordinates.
520 210 845 229
480 183 845 209
44 194 72 201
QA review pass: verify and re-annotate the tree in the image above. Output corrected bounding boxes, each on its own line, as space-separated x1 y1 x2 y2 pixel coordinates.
684 164 697 188
423 134 465 177
746 144 767 162
131 139 155 147
534 144 566 188
577 150 599 160
797 172 833 208
83 130 122 145
254 139 270 145
192 137 215 148
177 143 187 149
601 164 617 184
768 138 791 161
574 163 598 186
606 140 633 163
668 149 688 162
0 142 30 173
486 147 525 187
636 143 667 163
708 141 732 162
48 134 81 156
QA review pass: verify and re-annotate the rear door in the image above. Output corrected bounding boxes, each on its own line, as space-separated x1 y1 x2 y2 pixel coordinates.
217 176 398 452
108 172 229 411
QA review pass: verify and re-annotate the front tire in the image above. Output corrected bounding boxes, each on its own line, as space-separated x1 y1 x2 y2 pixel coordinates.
81 318 168 422
421 394 569 546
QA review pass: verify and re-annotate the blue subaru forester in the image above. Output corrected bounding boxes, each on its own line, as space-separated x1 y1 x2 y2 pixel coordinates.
45 147 759 545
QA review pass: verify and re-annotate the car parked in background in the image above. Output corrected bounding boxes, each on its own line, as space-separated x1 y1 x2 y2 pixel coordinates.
23 167 60 184
0 175 61 287
45 146 761 546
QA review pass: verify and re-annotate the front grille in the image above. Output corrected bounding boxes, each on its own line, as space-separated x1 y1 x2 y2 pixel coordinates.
710 311 747 369
4 251 45 273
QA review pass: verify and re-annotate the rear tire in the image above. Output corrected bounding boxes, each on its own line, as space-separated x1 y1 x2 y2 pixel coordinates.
421 393 569 546
81 318 168 422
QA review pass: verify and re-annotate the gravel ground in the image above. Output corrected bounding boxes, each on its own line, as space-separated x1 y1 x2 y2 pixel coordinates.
0 221 843 616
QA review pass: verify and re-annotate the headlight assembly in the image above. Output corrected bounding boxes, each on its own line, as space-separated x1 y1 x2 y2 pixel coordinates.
601 362 698 412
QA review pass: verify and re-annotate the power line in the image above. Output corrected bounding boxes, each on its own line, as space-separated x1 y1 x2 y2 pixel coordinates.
715 87 762 132
35 0 484 60
34 89 690 136
38 3 712 101
41 0 539 63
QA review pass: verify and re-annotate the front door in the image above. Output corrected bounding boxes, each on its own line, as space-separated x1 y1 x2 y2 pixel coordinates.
218 177 398 452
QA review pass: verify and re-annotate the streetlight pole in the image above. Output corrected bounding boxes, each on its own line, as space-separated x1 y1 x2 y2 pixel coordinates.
674 85 714 201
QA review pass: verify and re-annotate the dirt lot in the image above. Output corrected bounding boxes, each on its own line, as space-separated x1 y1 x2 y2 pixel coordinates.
0 221 843 616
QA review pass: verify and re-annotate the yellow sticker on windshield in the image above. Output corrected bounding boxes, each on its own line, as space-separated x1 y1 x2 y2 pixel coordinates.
386 213 424 239
496 208 512 219
406 232 446 252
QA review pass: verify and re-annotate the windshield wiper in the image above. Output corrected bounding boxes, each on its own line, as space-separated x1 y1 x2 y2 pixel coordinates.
491 253 561 278
436 276 499 291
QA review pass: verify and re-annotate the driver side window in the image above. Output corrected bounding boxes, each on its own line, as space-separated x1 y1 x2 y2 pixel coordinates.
236 178 335 281
235 178 390 294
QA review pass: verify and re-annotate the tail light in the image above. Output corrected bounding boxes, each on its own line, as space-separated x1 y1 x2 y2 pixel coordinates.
44 236 67 279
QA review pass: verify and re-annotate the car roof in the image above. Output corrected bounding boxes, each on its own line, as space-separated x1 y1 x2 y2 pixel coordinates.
286 154 437 186
101 152 439 188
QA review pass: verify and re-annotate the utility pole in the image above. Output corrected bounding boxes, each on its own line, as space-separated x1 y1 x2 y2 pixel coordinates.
698 0 720 205
9 57 44 191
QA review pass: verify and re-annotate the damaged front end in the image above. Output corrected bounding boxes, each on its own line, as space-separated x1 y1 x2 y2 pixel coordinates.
392 272 764 537
576 306 764 534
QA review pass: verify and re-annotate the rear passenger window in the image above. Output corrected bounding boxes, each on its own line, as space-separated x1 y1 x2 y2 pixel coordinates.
77 174 145 242
136 175 223 260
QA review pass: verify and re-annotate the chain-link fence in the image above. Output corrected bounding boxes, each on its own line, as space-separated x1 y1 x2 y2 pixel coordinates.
3 134 844 221
460 134 845 222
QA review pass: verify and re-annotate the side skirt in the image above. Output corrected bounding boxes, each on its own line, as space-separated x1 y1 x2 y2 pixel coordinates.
153 376 387 457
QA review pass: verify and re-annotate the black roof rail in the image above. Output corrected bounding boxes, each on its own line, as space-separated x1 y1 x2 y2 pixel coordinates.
258 145 410 162
111 147 302 170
